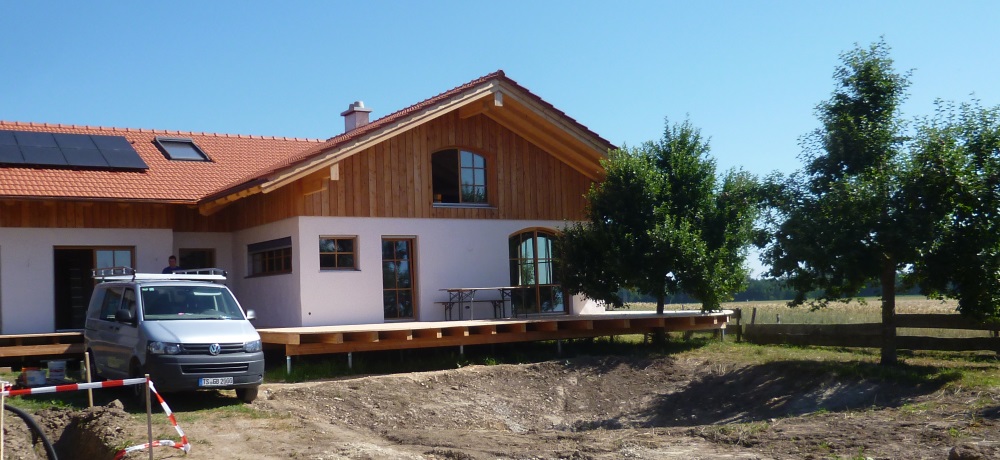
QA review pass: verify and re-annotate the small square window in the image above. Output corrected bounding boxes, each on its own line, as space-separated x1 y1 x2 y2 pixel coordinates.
319 236 358 270
153 137 210 161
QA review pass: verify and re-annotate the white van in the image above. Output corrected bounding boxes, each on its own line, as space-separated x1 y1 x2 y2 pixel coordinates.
84 268 264 402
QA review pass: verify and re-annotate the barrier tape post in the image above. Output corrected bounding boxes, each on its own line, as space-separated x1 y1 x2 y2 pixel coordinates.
145 374 153 460
1 379 6 460
0 377 191 458
85 351 94 408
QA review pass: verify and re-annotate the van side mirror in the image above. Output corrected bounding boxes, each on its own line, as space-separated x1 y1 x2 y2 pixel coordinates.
245 309 256 321
115 308 135 323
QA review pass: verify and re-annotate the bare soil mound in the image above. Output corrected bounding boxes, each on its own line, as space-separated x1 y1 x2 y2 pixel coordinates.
5 353 999 459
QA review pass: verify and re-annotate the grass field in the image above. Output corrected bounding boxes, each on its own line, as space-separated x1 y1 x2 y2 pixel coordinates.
626 296 998 338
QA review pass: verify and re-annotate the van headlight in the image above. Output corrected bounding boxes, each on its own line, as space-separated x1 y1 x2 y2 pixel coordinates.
148 341 182 355
244 340 262 353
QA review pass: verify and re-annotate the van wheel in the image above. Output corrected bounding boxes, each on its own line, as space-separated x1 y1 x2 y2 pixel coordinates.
85 349 103 380
129 361 151 403
236 386 258 403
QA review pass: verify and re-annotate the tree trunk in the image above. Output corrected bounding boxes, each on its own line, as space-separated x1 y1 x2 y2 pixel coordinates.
879 257 897 366
656 293 665 315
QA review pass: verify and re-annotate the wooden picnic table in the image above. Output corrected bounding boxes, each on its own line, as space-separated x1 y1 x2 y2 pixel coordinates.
439 286 521 320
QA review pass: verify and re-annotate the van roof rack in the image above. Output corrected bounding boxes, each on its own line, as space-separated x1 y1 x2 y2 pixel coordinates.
92 267 227 282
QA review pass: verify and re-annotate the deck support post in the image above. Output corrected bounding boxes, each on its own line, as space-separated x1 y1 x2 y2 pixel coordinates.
286 355 291 374
348 352 353 369
557 339 562 356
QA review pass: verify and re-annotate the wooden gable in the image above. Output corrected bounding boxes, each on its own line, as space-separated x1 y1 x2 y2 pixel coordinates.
216 111 596 230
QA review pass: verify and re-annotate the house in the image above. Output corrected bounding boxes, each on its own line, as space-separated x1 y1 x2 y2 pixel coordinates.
0 71 615 334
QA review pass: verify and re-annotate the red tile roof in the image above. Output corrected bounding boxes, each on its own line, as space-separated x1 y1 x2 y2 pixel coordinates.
0 122 322 202
0 70 612 204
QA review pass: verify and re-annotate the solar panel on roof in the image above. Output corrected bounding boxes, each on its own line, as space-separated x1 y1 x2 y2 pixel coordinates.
100 147 148 169
20 145 67 166
53 133 98 150
0 130 148 171
0 131 16 146
14 131 58 148
90 134 133 151
0 145 23 163
63 148 109 167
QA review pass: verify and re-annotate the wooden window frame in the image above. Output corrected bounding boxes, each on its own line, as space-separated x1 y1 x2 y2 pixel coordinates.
431 148 489 207
247 237 292 277
381 237 417 321
508 229 566 315
319 236 359 271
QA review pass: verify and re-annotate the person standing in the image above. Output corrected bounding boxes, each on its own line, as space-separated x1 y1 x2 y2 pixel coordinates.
162 255 181 274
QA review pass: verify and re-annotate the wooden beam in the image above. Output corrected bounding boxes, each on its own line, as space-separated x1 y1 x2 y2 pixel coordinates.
485 107 603 181
0 343 84 358
458 91 504 119
379 330 413 341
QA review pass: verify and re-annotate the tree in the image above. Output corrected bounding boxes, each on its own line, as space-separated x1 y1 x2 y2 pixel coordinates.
910 101 1000 320
760 40 916 366
558 118 759 314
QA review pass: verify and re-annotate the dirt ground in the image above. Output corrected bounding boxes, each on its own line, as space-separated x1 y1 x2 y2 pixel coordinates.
4 351 1000 460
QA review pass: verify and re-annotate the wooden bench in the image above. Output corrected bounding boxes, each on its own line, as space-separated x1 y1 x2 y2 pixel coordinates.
437 300 513 320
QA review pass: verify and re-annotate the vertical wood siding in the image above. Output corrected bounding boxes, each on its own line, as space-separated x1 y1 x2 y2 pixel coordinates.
220 112 595 229
1 112 598 231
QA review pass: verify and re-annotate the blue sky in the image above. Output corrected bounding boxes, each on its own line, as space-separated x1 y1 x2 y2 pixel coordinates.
3 1 998 179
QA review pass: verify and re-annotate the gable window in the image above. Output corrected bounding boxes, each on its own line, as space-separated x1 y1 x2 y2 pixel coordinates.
153 136 210 161
509 229 566 315
248 237 292 276
431 149 487 205
319 236 358 270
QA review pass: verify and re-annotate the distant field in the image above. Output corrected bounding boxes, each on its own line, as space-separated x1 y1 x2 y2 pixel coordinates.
626 296 994 338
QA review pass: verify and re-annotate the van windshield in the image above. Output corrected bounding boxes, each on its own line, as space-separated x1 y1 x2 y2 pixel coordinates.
139 286 246 321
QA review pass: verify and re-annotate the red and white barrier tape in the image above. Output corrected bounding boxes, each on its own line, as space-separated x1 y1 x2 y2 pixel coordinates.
1 377 190 458
1 377 148 397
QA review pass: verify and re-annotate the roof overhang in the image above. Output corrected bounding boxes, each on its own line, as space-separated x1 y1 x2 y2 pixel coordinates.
197 75 612 216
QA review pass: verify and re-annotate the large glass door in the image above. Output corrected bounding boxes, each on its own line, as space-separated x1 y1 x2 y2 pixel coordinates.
54 247 133 330
382 238 415 320
509 230 565 315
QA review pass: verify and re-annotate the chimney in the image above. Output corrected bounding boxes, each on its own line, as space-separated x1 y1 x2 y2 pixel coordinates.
341 101 373 133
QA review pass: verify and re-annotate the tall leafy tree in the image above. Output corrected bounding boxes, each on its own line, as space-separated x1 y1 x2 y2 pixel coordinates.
761 40 915 366
910 101 1000 320
559 119 759 314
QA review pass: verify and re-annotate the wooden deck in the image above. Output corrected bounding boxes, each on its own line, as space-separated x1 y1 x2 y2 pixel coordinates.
0 332 85 358
0 311 732 361
258 310 732 357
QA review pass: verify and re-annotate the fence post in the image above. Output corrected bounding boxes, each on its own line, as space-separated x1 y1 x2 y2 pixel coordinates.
734 308 743 343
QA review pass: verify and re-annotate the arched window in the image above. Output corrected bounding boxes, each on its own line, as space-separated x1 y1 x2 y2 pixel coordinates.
431 149 487 205
509 229 565 315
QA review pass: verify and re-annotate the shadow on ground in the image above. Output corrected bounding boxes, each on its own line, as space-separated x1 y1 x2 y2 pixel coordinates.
576 359 960 430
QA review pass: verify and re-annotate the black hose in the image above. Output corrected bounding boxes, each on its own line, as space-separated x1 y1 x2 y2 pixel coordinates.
4 403 58 460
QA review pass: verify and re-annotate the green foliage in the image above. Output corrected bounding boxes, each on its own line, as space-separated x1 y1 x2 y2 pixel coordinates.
559 118 760 312
909 101 1000 320
760 39 914 365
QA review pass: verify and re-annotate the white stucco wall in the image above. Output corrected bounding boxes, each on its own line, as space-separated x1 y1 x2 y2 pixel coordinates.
0 227 171 334
293 216 575 327
230 219 303 328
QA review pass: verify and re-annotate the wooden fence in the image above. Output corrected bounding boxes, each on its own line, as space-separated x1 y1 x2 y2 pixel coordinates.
740 309 1000 352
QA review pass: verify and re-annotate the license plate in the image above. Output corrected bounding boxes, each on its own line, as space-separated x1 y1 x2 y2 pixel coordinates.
199 377 233 387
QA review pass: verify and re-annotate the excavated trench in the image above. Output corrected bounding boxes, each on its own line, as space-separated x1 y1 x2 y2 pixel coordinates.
3 404 134 460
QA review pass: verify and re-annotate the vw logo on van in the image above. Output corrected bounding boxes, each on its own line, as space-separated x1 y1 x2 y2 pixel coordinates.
209 343 221 355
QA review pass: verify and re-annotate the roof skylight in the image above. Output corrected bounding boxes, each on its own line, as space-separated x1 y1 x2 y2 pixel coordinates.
154 137 210 161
